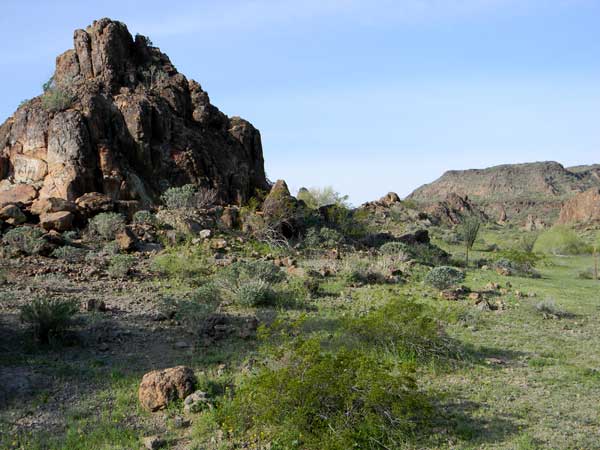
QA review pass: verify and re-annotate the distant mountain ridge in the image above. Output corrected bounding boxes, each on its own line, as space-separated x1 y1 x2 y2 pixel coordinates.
408 161 600 223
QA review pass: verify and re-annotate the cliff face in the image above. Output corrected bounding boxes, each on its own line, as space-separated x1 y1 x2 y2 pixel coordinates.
557 188 600 225
408 161 600 222
0 18 269 210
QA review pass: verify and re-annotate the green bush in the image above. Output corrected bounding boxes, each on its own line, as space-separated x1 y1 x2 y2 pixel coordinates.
20 297 78 344
41 87 75 112
424 266 465 290
297 186 350 210
379 241 412 261
88 213 126 241
160 185 217 209
216 260 285 307
152 245 213 282
2 226 48 255
51 246 87 262
219 337 429 449
107 254 135 278
534 226 591 255
163 283 221 331
132 210 157 226
303 227 343 249
341 258 386 285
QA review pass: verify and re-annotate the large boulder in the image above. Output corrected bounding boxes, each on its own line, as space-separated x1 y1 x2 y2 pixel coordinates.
0 204 27 225
138 366 196 412
39 211 75 232
0 18 269 215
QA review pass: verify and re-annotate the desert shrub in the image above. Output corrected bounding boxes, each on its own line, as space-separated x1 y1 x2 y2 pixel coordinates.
535 299 573 319
457 216 480 267
2 226 48 255
424 266 465 290
152 245 213 282
519 232 539 254
296 186 350 210
20 297 78 344
51 246 86 262
344 297 453 360
163 283 220 331
493 256 541 278
379 241 412 261
341 257 386 285
216 260 285 307
411 243 449 266
233 279 277 307
41 77 75 113
132 210 157 226
88 213 126 241
578 268 595 280
534 226 591 255
62 230 79 243
161 185 217 209
303 227 343 249
107 254 135 278
219 336 429 450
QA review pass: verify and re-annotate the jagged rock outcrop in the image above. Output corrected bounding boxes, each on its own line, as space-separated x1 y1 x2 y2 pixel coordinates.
409 161 600 222
0 18 268 219
425 193 488 226
557 188 600 225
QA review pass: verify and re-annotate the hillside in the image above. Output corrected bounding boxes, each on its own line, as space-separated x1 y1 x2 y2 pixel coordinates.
408 161 600 223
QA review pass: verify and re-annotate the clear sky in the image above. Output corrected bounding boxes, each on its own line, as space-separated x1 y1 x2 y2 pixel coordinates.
1 0 599 204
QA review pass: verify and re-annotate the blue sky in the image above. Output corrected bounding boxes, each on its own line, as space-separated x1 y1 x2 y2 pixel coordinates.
1 1 599 204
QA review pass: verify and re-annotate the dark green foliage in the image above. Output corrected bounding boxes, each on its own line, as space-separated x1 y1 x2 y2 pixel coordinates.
88 213 126 241
20 297 78 344
219 337 429 450
2 226 48 255
424 266 465 290
303 227 343 249
107 254 135 278
493 255 541 278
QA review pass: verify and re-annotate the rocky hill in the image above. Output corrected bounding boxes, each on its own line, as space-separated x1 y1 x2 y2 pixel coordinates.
408 161 600 223
0 18 268 214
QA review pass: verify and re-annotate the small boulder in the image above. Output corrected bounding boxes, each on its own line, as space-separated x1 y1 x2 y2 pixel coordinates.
199 229 212 239
116 228 137 252
0 204 27 225
75 192 114 217
138 366 196 412
30 197 76 216
39 211 74 231
0 184 37 207
143 435 165 450
183 390 211 413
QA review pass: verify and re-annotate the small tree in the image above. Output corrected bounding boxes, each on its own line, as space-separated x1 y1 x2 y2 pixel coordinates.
458 217 480 268
296 186 350 210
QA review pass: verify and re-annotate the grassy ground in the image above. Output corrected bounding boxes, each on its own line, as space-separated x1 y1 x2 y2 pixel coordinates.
2 226 600 449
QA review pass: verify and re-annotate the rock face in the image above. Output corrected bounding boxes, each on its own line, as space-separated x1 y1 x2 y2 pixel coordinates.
0 18 268 217
138 366 196 412
409 162 600 222
425 193 488 226
557 188 600 224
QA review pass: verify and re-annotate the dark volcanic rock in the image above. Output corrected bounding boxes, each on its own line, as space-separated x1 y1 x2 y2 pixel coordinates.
0 18 268 215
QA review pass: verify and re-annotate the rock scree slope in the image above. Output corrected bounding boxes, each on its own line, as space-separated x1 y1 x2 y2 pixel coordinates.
0 18 269 212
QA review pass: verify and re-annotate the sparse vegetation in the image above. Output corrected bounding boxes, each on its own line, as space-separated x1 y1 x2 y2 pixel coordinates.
458 216 480 267
107 254 136 278
297 186 350 209
534 225 591 255
160 184 218 209
88 212 126 241
20 297 79 344
424 266 465 290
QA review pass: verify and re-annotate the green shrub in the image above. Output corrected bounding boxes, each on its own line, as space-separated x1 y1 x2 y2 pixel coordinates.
107 254 135 278
20 297 78 344
152 245 213 282
424 266 465 290
161 185 217 209
216 260 285 307
379 241 412 261
41 87 75 112
132 210 157 226
2 226 48 255
303 227 343 249
51 246 87 262
297 186 350 209
163 283 220 331
341 258 386 285
233 279 276 307
88 213 126 241
493 255 541 278
535 299 573 319
219 336 429 449
534 226 591 255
